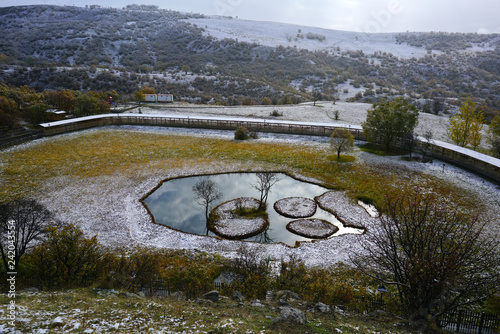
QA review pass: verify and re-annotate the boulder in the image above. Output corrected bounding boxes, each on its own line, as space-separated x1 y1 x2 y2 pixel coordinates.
232 291 244 301
313 302 331 313
169 291 186 301
251 299 265 307
51 316 65 327
273 307 307 325
275 290 301 301
202 290 219 302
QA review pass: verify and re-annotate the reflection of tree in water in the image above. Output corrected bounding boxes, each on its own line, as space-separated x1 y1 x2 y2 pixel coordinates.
192 177 222 223
255 227 274 244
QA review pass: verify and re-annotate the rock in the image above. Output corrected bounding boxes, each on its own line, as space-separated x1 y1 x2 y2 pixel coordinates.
22 287 39 293
202 290 219 302
51 316 65 326
196 299 213 305
232 291 244 301
273 307 307 325
251 299 265 307
137 291 146 298
120 292 139 298
313 302 331 313
169 291 186 301
367 309 387 318
277 299 290 307
275 290 301 301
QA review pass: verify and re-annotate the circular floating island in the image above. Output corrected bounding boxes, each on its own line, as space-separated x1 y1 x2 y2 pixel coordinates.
286 219 339 239
208 197 269 240
274 197 317 218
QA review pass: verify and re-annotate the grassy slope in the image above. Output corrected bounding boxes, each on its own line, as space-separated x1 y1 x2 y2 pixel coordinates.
2 288 415 334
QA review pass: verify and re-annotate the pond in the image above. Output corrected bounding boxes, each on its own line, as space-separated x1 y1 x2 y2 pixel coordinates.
143 172 364 246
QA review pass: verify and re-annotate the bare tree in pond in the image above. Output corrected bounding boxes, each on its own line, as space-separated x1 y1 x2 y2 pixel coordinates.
192 178 222 222
252 173 280 211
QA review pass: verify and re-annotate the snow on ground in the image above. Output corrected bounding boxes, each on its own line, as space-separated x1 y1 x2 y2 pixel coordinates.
136 101 474 146
187 17 430 59
274 197 317 218
287 219 338 239
7 104 500 267
210 198 268 239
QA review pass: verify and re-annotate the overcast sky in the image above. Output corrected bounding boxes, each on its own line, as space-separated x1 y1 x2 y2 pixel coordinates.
2 0 499 34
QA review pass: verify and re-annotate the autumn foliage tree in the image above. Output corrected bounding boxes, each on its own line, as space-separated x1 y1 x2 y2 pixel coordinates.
330 128 355 159
352 188 500 331
448 96 485 149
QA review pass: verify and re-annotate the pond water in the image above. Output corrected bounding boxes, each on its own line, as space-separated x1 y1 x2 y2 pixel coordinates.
143 173 364 246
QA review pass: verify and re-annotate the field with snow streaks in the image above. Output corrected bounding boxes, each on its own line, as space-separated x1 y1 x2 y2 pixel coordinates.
1 103 499 268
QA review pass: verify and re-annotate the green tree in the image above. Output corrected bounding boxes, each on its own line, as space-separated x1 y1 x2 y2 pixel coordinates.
25 224 103 289
330 128 355 159
73 92 109 117
23 101 49 125
362 97 419 151
447 96 485 149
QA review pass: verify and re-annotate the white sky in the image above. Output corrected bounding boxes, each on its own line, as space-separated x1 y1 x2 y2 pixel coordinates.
1 0 499 34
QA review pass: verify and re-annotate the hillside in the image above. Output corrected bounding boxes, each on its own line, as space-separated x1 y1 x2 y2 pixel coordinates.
1 4 500 111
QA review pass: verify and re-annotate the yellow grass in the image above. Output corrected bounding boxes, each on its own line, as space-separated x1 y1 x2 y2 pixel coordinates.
0 129 481 211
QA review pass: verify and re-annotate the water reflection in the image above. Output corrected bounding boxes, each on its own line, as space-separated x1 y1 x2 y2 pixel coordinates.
143 173 363 246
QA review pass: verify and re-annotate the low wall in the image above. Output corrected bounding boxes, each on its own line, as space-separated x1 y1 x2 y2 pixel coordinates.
39 113 500 184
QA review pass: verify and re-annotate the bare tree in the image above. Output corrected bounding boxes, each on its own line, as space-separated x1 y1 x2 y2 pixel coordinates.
403 132 417 159
0 199 59 271
252 173 280 211
192 178 222 222
421 130 434 161
351 188 500 331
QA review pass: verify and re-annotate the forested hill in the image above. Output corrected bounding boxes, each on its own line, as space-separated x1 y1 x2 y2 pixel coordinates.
0 4 499 110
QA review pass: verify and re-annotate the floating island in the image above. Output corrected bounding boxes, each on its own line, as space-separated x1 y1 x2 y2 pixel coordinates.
274 197 317 218
208 197 269 239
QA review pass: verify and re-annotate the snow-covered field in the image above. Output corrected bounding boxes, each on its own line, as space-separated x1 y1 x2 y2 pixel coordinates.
137 101 462 145
6 103 500 267
186 16 495 59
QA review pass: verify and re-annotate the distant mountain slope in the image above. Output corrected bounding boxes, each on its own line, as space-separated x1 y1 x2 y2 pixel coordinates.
188 17 430 59
0 5 499 112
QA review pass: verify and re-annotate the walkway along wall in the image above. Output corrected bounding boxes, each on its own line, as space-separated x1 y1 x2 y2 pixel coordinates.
39 113 500 184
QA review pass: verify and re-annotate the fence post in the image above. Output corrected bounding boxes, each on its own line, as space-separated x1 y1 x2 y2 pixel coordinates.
478 312 485 334
456 310 463 333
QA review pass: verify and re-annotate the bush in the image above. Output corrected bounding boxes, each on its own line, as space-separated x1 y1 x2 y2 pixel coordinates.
226 245 270 299
234 126 250 140
24 224 104 290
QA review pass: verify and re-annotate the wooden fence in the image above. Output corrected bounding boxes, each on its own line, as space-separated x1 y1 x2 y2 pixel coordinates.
35 113 500 184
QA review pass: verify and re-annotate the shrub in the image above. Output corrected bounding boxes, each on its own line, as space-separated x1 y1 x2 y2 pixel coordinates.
234 126 250 140
226 245 270 299
24 224 103 290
